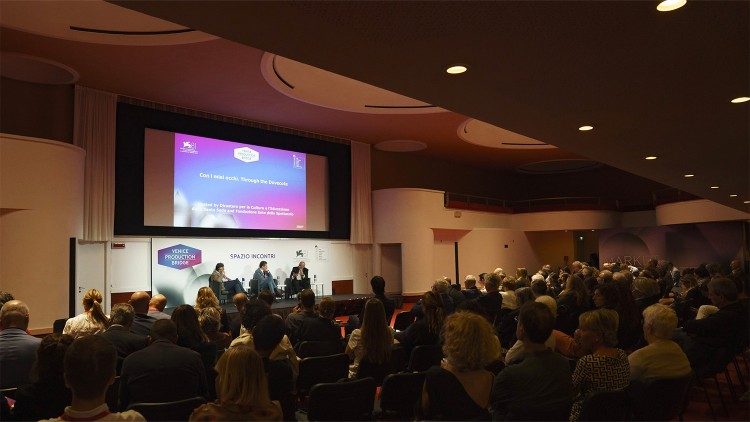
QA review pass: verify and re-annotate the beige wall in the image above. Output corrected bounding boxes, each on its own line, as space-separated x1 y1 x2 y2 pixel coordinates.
526 231 574 270
1 134 84 332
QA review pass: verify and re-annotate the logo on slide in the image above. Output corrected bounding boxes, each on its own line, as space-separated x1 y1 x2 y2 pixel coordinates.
180 141 198 154
234 147 259 163
157 244 202 270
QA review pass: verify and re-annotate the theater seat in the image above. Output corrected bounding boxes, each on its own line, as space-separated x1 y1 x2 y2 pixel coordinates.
126 396 206 421
301 377 376 421
377 372 425 420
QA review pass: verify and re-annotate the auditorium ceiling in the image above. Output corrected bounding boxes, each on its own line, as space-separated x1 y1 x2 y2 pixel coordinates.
1 1 747 211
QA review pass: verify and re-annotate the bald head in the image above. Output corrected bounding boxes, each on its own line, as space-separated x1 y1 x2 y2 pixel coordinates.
129 291 151 314
149 294 167 311
0 300 30 330
233 292 248 313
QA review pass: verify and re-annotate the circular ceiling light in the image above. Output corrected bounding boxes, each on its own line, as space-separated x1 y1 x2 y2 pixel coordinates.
730 194 738 197
710 186 719 189
657 0 687 12
374 140 427 152
578 125 594 131
730 97 750 103
744 200 750 204
645 156 658 160
683 174 694 178
446 65 467 74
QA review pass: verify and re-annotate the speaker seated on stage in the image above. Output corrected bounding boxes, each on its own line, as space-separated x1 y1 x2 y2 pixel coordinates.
290 261 311 294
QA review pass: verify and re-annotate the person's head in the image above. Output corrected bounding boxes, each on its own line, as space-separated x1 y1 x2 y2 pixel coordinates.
593 282 619 309
360 298 392 364
680 274 697 291
500 276 517 292
631 277 660 299
0 291 15 308
129 291 151 314
456 299 486 317
642 304 678 343
215 263 225 272
516 268 529 280
298 261 306 269
535 295 558 318
517 302 555 345
515 287 535 307
370 275 386 295
0 300 30 330
233 292 248 313
299 289 316 309
708 277 738 308
33 333 74 381
195 286 220 310
109 303 135 328
612 271 628 285
577 309 619 353
464 275 477 289
706 263 723 277
259 260 268 270
171 304 207 346
150 319 179 343
82 289 108 327
257 290 274 307
422 291 446 335
64 336 117 401
242 299 271 331
432 279 450 294
198 306 222 334
214 345 272 410
531 278 548 297
598 270 613 284
485 273 501 292
695 264 710 280
252 314 286 354
442 311 500 371
319 297 335 319
149 294 167 311
478 273 487 283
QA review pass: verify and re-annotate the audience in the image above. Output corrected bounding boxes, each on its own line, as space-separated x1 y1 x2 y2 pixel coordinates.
11 333 74 420
492 302 572 420
369 275 396 324
498 287 535 353
198 306 232 349
128 291 157 336
98 303 148 373
229 292 248 338
0 300 42 388
119 319 207 409
420 311 499 420
556 274 589 335
500 277 519 310
189 345 282 421
0 291 14 308
629 304 691 381
395 291 444 356
569 309 630 422
195 287 231 334
476 273 503 325
462 275 481 300
285 289 318 345
347 298 394 378
252 315 295 420
43 335 144 421
63 289 109 338
147 294 171 320
298 296 341 344
233 299 299 374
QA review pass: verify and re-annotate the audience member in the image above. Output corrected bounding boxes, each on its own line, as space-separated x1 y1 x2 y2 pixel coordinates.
147 294 171 320
443 277 466 310
462 275 481 300
231 299 299 374
477 273 488 293
594 282 641 349
257 290 275 307
347 298 394 378
171 304 218 394
119 319 207 409
629 304 690 381
11 333 74 420
195 286 231 334
498 287 535 352
285 289 317 345
370 275 396 323
420 311 499 420
199 307 232 349
0 300 42 388
395 291 444 356
569 309 630 422
632 276 661 313
252 315 295 420
63 289 109 338
535 295 578 358
43 336 144 421
477 273 503 325
298 296 341 343
98 303 147 373
128 291 156 336
229 292 248 338
515 268 530 288
556 274 589 335
531 277 548 298
189 345 282 421
500 277 519 310
0 291 15 308
492 302 572 420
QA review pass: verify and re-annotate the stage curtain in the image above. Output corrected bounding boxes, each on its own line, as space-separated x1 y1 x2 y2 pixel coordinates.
73 85 117 241
350 141 373 244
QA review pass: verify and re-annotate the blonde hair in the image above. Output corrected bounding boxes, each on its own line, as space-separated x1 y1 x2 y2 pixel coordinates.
215 345 273 410
83 289 108 328
642 304 678 340
535 295 558 318
198 306 221 334
579 308 619 347
442 311 500 371
195 286 220 310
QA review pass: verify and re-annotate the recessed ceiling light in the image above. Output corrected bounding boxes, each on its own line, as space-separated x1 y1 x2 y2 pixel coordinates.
731 96 750 103
744 200 750 204
645 156 658 160
710 186 719 189
446 65 467 75
683 174 694 178
730 194 738 197
657 0 687 12
578 125 594 131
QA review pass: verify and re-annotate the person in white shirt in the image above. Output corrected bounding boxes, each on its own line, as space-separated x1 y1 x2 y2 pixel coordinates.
628 304 691 381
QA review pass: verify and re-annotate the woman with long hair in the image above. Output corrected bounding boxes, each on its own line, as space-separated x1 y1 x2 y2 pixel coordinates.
556 274 590 335
395 291 445 356
199 307 232 350
62 289 108 338
346 298 394 378
171 304 218 398
190 345 282 421
195 286 230 334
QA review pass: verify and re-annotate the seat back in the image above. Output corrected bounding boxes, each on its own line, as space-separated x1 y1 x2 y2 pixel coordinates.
307 377 376 421
297 353 349 395
578 389 631 421
106 376 120 411
296 340 344 359
208 280 228 303
630 372 693 421
408 344 443 372
249 277 259 296
0 387 17 400
53 318 67 334
126 396 206 421
393 311 414 331
379 372 425 419
357 344 407 386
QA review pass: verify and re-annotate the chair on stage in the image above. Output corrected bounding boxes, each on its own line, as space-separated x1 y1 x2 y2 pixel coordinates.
208 280 229 304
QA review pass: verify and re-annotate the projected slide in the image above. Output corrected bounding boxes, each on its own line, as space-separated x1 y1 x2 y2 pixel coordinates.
173 133 307 230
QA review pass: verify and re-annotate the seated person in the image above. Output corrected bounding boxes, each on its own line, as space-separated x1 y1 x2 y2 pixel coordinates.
289 261 311 294
252 315 296 420
462 275 481 300
629 304 691 381
285 289 318 346
253 261 281 298
298 297 342 344
395 291 444 357
347 299 395 379
210 263 246 295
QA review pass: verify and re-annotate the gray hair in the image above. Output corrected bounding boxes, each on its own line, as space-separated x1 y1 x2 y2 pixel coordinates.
632 277 660 299
642 304 678 340
0 300 30 329
109 303 134 327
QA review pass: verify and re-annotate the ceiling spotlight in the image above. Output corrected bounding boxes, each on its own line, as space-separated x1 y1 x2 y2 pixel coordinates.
683 174 694 178
710 186 719 189
730 194 738 197
657 0 687 12
446 65 467 75
645 156 658 160
578 125 594 131
744 201 750 204
731 97 750 104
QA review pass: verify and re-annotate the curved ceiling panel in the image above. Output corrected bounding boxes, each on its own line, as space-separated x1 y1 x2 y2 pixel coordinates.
374 140 428 152
0 52 78 85
458 119 555 150
517 159 602 174
260 53 447 114
0 1 216 45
